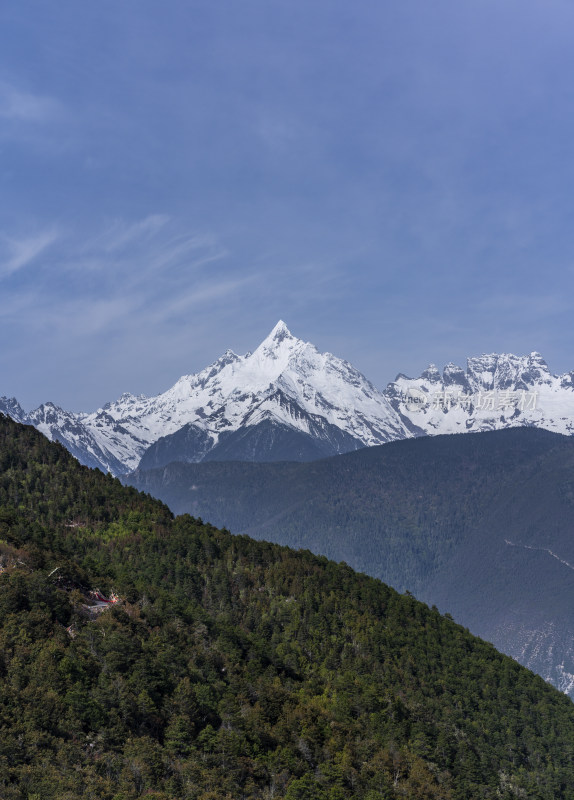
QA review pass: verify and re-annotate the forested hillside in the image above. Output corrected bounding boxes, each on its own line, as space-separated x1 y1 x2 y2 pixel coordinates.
128 429 572 595
127 428 574 694
2 415 574 799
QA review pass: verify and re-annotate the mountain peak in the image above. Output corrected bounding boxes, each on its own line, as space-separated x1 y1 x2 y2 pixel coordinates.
267 319 293 343
217 349 240 366
420 364 442 383
251 321 301 365
0 397 28 424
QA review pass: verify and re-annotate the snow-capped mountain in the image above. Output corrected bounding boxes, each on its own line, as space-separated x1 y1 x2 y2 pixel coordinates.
2 325 573 475
384 352 574 437
0 322 411 474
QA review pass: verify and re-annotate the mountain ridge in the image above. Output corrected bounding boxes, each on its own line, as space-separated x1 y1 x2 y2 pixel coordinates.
2 322 574 473
0 321 412 473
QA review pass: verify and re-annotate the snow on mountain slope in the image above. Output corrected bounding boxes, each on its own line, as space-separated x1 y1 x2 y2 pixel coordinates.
2 326 573 474
0 397 28 425
384 352 574 437
1 322 411 473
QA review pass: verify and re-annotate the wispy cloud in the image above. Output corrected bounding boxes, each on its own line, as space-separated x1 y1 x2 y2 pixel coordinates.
0 216 233 332
0 229 59 279
0 213 347 355
74 216 225 275
90 214 171 254
150 275 258 324
0 82 61 123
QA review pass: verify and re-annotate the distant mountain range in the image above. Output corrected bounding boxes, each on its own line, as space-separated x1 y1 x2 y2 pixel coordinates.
1 322 574 474
387 350 574 439
127 427 574 700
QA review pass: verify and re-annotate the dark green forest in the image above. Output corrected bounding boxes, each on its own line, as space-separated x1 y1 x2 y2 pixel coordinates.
126 428 574 697
127 428 573 597
2 415 574 799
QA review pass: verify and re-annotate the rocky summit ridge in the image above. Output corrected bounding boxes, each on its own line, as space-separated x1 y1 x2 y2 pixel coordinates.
386 351 574 438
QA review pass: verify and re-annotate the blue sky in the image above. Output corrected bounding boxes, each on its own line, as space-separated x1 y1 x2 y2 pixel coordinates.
1 0 574 411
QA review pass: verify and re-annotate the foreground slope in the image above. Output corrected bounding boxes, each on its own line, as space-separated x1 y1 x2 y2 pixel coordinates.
2 416 574 799
128 427 574 697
